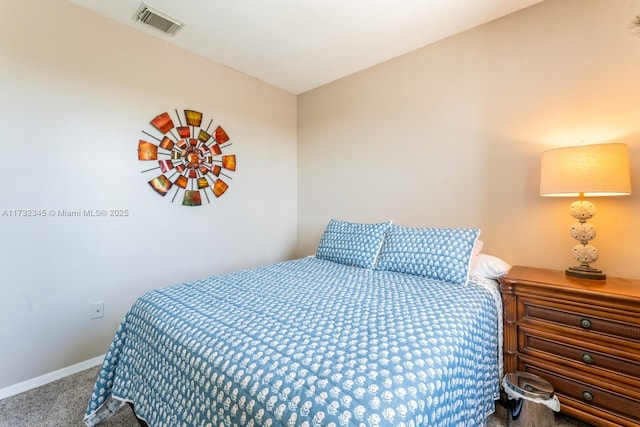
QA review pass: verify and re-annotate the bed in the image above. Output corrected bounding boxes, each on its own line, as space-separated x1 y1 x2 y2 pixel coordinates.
84 221 503 427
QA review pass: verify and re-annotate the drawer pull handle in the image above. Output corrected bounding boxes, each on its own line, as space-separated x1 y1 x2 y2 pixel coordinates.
581 353 594 364
580 318 592 329
582 391 594 402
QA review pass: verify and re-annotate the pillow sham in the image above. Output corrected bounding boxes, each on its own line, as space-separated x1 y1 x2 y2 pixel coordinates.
315 219 392 269
468 239 484 273
375 224 480 284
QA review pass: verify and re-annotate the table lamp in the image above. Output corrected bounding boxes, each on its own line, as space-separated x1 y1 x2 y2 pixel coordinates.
540 143 631 280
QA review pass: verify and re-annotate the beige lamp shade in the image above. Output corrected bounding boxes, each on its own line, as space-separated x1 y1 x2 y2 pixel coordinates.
540 143 632 197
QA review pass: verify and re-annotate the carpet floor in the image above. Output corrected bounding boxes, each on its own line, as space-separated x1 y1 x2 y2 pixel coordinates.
0 365 593 427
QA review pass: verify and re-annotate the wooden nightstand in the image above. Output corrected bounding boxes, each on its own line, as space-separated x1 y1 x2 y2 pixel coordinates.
499 266 640 426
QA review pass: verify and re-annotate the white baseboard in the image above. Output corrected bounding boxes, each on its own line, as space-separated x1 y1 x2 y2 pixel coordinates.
0 355 105 401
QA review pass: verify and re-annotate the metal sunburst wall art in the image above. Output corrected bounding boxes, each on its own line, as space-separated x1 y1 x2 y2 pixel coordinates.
138 109 236 206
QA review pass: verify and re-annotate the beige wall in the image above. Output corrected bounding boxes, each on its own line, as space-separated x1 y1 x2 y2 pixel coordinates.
0 0 297 388
298 0 640 279
3 0 640 394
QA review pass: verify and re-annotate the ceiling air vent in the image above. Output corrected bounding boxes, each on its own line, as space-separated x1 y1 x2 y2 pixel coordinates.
133 3 185 36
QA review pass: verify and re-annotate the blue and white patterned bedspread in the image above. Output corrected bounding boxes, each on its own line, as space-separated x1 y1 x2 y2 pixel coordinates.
85 257 500 426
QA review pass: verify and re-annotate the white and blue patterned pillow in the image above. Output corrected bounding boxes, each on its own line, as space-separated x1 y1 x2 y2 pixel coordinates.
315 219 391 268
375 224 480 284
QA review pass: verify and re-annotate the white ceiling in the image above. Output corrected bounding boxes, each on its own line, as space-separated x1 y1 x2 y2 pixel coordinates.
68 0 543 94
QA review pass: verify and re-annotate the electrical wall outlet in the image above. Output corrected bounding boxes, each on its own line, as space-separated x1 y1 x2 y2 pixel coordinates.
91 301 104 319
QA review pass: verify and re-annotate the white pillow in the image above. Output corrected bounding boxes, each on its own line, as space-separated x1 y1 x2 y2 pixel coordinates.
473 253 511 279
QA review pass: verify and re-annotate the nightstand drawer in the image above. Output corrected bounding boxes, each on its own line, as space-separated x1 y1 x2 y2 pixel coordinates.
524 362 640 426
519 326 640 385
520 297 640 342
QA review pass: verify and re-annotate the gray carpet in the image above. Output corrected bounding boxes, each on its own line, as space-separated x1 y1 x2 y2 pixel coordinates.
0 365 593 427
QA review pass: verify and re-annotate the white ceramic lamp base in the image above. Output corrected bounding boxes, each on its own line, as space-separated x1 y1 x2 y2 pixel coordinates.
566 200 605 280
